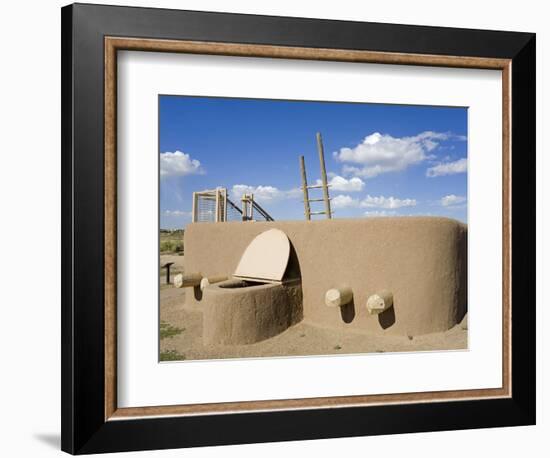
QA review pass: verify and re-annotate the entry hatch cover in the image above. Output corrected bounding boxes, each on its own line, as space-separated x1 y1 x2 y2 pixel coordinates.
233 229 290 282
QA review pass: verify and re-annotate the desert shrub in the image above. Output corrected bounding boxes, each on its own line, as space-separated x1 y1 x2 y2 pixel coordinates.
160 349 185 361
160 240 184 253
160 321 184 339
160 240 172 252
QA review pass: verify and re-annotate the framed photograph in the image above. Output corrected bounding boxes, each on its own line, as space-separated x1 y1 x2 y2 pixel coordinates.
61 3 536 454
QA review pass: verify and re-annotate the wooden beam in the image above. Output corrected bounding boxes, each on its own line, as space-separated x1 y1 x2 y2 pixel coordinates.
174 273 202 288
325 286 353 307
200 275 229 291
366 291 394 315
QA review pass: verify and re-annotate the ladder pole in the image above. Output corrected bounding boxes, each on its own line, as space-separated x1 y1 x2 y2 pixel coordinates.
316 132 332 219
299 155 311 220
250 199 274 222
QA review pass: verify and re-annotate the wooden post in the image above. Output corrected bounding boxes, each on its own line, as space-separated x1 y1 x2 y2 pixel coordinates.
191 192 197 223
162 262 175 284
222 188 227 221
299 155 311 220
250 193 254 221
241 194 252 221
316 132 332 219
214 188 220 223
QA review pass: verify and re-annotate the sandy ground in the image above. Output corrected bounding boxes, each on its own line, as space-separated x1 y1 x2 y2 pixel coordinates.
159 256 467 361
160 254 185 277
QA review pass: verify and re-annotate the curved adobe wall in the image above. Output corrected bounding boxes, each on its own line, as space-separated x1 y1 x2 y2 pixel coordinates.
202 280 303 345
184 217 467 337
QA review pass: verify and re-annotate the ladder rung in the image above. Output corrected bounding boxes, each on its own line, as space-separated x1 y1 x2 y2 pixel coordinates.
310 211 327 215
307 198 332 202
305 184 332 189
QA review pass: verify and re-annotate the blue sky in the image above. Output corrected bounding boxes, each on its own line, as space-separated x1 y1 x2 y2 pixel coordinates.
159 95 467 229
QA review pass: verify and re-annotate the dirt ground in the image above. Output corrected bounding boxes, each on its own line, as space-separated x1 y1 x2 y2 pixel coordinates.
159 255 467 361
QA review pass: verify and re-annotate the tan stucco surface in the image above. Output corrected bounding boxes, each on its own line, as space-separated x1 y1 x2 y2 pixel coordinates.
184 217 467 337
202 280 303 345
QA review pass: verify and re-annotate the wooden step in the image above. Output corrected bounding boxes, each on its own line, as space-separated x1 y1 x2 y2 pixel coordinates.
304 184 332 189
306 198 331 202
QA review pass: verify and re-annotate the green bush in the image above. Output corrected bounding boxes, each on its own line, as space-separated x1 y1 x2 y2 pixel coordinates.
160 349 185 361
160 240 184 253
160 321 184 339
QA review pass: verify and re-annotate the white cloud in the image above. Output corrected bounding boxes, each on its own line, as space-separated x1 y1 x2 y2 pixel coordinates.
230 184 301 203
334 131 452 178
163 210 191 217
364 210 397 217
426 158 467 177
360 195 417 209
331 194 417 210
440 194 466 207
160 151 203 177
316 175 365 192
231 184 281 202
331 194 359 209
285 187 303 199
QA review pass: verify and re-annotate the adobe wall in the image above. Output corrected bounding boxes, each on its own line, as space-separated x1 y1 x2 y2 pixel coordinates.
202 280 303 345
184 217 467 337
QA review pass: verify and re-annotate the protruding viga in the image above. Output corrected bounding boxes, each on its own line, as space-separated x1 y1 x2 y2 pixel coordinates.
200 275 229 291
366 291 393 315
174 273 202 288
325 286 353 307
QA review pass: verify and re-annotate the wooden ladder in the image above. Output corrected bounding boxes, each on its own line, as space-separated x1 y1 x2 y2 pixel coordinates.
299 132 332 220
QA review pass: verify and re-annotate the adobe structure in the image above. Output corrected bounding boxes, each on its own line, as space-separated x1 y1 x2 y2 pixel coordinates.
182 217 467 345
